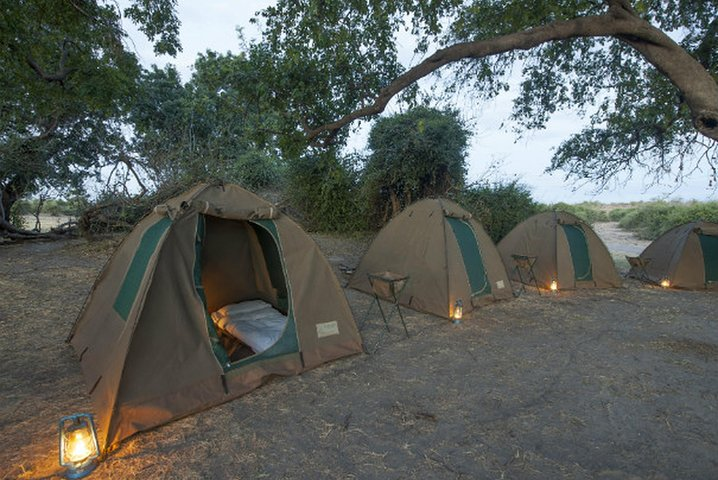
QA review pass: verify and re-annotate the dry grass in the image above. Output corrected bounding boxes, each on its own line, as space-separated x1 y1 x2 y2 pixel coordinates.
0 234 717 479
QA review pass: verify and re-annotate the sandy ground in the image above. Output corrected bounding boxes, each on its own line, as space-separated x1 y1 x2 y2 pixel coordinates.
0 226 716 479
593 222 650 258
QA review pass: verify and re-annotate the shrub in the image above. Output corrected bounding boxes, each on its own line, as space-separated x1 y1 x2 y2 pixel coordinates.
79 183 183 236
286 151 367 233
456 180 540 242
607 207 635 222
617 201 718 239
8 203 27 229
228 150 285 191
364 106 469 223
545 202 608 224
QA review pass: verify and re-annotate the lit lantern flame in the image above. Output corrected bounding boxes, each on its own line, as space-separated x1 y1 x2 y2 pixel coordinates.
452 299 463 323
660 278 671 288
66 430 93 464
550 280 558 292
59 413 100 478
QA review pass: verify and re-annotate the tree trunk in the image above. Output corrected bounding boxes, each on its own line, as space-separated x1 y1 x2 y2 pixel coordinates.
389 189 401 218
1 186 18 224
0 181 52 239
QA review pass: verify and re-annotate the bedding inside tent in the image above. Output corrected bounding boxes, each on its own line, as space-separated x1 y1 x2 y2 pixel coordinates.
198 215 290 362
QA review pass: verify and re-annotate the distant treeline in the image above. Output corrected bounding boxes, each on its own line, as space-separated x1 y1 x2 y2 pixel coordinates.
13 197 84 217
540 201 609 225
608 201 718 240
12 188 718 243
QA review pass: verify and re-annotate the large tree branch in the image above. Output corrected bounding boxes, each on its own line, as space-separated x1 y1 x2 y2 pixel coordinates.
26 38 77 85
306 2 718 144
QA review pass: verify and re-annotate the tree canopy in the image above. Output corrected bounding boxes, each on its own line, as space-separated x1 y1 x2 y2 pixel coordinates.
4 0 718 237
131 51 283 190
0 0 180 231
255 0 718 187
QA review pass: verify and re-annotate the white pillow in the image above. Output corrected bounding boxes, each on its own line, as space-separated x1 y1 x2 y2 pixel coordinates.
211 300 272 322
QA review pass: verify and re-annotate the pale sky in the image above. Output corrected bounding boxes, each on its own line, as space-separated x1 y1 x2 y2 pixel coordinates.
120 1 717 204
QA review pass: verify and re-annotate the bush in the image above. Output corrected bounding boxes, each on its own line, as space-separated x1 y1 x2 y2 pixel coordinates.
79 183 184 236
286 151 367 233
363 106 469 223
607 207 635 222
228 150 285 191
617 201 718 239
544 202 608 224
8 202 27 229
456 180 540 242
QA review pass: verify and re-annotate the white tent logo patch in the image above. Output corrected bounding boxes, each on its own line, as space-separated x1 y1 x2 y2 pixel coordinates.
316 321 340 338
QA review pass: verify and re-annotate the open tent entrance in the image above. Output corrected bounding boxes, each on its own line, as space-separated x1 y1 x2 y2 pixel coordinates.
196 215 298 367
562 224 593 281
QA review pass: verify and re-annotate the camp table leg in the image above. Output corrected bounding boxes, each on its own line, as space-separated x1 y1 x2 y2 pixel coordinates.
529 263 541 295
390 290 409 337
361 271 411 352
511 254 541 296
514 264 527 296
374 294 392 332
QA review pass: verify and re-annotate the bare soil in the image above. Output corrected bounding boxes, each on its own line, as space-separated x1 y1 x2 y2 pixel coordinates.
593 222 650 259
1 230 717 479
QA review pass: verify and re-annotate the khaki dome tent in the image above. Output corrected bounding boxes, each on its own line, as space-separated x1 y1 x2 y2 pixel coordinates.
348 198 513 319
630 221 718 290
68 183 362 452
498 211 622 290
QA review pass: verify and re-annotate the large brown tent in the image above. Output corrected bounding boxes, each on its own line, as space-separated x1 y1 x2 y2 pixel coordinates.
498 211 622 290
348 198 513 319
630 221 718 290
68 183 362 452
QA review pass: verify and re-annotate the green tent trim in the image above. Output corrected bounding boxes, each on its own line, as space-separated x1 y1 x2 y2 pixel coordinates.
698 234 718 283
562 224 593 281
113 217 172 321
445 216 491 296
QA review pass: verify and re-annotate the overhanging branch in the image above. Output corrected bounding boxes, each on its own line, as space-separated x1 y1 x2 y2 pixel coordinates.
26 38 77 85
306 3 718 145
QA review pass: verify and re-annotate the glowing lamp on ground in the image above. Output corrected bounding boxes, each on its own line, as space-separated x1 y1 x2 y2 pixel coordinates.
59 413 100 479
452 299 463 324
549 279 559 293
660 278 671 288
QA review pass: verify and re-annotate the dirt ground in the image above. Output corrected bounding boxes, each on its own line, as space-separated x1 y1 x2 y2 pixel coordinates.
1 225 717 479
592 222 650 258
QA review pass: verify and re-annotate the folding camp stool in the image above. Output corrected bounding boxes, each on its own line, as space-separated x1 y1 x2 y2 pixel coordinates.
626 256 651 282
510 254 541 296
358 271 410 351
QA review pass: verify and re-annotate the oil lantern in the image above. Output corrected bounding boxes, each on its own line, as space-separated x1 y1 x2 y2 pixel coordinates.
59 413 100 479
